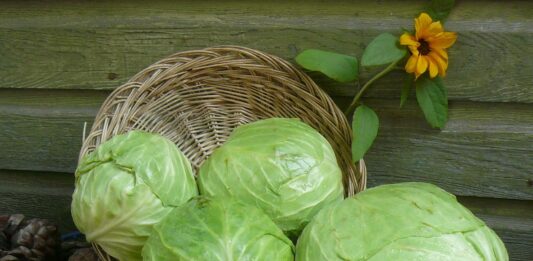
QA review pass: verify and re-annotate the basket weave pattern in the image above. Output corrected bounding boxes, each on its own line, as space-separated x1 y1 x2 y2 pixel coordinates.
79 46 367 260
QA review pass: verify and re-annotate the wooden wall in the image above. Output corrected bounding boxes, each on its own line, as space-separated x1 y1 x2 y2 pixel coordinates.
0 1 531 259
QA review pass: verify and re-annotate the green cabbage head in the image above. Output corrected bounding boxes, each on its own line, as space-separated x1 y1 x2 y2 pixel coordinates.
198 118 344 236
296 182 508 261
71 131 198 261
142 197 295 261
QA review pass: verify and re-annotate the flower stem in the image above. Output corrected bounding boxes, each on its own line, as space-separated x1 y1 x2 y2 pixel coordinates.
344 60 401 116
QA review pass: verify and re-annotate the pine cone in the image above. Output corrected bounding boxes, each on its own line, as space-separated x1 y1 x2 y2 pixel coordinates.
60 240 91 261
68 248 98 261
1 246 36 261
1 215 24 238
0 215 60 261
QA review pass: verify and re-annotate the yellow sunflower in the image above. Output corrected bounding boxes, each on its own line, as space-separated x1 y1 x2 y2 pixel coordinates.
400 13 457 79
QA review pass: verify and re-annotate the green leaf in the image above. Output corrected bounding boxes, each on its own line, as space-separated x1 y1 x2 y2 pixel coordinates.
416 76 448 128
361 33 407 67
352 105 379 162
427 0 455 22
400 74 414 108
295 49 358 83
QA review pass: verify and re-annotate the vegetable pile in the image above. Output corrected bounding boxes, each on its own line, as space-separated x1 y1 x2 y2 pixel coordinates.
71 119 508 261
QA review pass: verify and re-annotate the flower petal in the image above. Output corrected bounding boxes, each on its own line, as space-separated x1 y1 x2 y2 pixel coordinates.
415 55 429 78
415 13 433 39
429 52 449 77
405 54 418 73
400 33 419 47
428 21 444 35
432 47 448 61
430 32 457 49
408 45 420 56
426 56 439 78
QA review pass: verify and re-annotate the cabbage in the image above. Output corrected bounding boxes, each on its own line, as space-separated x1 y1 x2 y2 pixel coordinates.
296 182 508 261
142 197 295 261
71 131 198 261
198 118 344 236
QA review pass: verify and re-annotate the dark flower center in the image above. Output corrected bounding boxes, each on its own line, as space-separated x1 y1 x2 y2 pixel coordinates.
418 39 431 55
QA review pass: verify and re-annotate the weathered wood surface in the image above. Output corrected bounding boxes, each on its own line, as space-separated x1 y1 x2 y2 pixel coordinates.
0 1 532 103
1 90 531 200
1 169 531 260
359 98 533 200
0 89 107 172
0 170 75 233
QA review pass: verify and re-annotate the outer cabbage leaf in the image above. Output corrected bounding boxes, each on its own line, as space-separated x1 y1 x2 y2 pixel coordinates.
142 197 295 261
198 118 344 236
296 182 508 261
71 131 198 261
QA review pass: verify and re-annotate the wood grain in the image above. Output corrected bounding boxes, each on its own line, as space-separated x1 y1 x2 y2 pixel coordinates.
0 170 76 233
1 169 531 260
357 98 533 200
0 1 532 102
1 90 531 200
0 89 108 172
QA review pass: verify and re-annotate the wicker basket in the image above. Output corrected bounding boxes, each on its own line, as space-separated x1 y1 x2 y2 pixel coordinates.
79 46 367 260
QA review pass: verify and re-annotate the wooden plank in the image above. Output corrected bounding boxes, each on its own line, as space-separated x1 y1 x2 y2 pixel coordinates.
353 98 533 200
0 89 108 172
1 169 531 260
1 90 532 200
0 1 532 102
0 170 76 233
